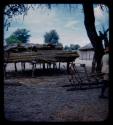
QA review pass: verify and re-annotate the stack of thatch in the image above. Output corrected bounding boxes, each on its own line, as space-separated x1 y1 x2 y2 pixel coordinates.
4 43 63 53
55 51 79 62
4 50 79 63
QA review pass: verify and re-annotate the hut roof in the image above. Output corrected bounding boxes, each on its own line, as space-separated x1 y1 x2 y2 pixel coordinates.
79 43 94 51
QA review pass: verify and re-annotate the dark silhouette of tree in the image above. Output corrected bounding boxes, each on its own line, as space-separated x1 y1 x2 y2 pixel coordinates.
44 30 59 45
6 28 31 45
83 4 108 73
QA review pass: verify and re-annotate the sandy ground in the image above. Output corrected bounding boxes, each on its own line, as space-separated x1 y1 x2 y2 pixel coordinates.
4 59 109 122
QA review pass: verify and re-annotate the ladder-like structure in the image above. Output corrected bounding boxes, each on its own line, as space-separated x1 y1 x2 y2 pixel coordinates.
64 62 104 90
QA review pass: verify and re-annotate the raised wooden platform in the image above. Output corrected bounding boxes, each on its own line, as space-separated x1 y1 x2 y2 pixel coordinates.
4 50 79 77
4 50 79 63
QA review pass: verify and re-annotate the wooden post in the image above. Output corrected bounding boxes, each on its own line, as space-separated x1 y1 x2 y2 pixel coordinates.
43 63 45 70
23 62 25 70
67 62 69 73
59 62 60 69
4 63 7 78
34 63 36 69
14 62 17 72
53 63 56 70
32 63 35 77
21 62 23 71
47 63 49 69
49 63 51 69
21 62 25 72
40 63 41 69
32 61 36 77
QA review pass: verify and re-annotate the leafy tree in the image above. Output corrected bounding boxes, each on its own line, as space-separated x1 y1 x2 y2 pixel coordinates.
74 44 80 50
64 45 69 51
13 29 30 43
6 34 20 45
70 44 75 50
44 30 59 45
64 45 71 51
70 44 80 51
6 28 31 45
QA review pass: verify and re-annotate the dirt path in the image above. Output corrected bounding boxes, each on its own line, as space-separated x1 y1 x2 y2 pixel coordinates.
4 74 108 122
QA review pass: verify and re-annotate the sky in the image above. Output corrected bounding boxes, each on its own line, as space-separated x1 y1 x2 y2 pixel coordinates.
4 4 109 47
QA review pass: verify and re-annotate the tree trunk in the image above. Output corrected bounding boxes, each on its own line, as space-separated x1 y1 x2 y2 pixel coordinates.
83 4 104 73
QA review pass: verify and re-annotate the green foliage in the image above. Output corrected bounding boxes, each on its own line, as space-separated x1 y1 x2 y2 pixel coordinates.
64 45 70 51
44 30 59 45
64 44 80 51
70 44 80 50
13 29 31 43
6 35 21 45
6 28 31 45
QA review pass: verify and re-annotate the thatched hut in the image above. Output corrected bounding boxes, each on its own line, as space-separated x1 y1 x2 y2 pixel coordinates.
79 43 94 60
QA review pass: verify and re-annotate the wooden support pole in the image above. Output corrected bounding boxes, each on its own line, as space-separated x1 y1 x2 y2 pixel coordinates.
23 62 25 70
43 63 45 70
4 63 7 78
47 63 49 69
32 64 35 77
34 63 36 69
21 62 25 72
59 62 60 69
40 63 41 69
32 61 36 77
67 62 69 73
49 63 51 69
14 62 17 72
53 63 56 69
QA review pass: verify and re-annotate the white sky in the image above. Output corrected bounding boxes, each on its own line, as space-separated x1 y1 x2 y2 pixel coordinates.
4 4 109 47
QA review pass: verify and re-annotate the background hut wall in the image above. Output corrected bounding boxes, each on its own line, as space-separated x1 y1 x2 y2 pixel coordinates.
79 50 94 60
